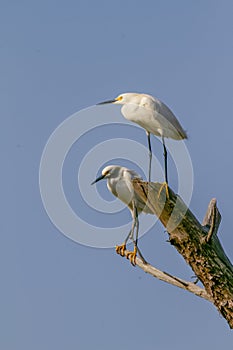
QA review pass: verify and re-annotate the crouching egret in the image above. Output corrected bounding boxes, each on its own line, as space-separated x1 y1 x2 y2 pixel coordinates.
91 165 153 265
97 93 187 194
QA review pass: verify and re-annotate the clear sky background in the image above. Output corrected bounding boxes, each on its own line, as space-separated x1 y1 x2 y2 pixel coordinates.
2 1 233 349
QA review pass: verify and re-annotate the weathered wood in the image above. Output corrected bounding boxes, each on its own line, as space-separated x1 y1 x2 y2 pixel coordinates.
131 180 233 328
202 198 222 242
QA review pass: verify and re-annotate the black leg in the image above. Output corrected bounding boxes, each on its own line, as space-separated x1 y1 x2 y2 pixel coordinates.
116 204 136 254
132 205 147 263
124 217 136 245
128 203 139 265
162 136 168 184
125 202 138 264
134 206 139 249
146 131 152 182
124 229 133 245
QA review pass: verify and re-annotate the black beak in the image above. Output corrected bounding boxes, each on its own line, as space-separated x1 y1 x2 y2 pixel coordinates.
91 174 106 185
97 99 116 105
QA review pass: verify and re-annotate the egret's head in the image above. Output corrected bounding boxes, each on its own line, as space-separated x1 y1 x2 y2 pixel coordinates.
97 93 141 106
91 165 141 185
91 165 122 184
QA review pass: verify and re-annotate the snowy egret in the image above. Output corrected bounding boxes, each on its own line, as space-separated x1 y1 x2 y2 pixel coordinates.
97 93 187 190
91 165 153 265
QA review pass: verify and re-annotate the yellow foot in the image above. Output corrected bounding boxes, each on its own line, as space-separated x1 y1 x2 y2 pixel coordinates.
125 246 137 266
158 181 170 199
115 243 126 257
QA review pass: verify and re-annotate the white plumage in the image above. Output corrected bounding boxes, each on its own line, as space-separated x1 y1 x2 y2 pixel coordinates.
91 165 152 264
98 92 187 183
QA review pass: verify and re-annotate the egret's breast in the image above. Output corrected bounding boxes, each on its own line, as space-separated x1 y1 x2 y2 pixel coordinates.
121 104 143 123
107 178 134 208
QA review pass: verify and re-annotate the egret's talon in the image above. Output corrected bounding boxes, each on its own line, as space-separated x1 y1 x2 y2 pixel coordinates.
115 243 126 257
158 182 170 199
125 246 137 266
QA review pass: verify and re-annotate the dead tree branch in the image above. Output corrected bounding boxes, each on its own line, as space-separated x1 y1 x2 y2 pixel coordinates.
121 249 212 301
128 180 233 328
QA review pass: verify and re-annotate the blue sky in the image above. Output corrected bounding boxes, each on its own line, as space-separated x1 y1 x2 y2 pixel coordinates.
2 1 233 349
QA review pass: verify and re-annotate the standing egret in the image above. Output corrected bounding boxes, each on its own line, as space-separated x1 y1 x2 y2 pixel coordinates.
91 165 153 265
97 93 187 193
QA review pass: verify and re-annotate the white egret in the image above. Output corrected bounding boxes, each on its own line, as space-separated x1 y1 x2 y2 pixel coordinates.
97 93 187 193
91 165 153 265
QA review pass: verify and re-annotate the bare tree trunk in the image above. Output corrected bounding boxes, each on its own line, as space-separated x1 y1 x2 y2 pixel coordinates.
126 180 233 328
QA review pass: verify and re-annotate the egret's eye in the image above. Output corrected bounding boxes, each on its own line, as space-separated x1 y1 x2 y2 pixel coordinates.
117 96 123 101
103 170 110 177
